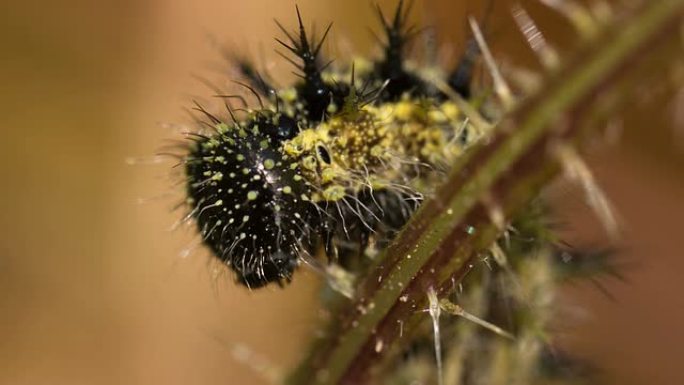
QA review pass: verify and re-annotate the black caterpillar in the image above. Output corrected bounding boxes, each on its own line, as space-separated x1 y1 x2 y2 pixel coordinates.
183 1 487 288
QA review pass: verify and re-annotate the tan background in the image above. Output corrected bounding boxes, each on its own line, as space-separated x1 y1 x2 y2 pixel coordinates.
1 1 682 384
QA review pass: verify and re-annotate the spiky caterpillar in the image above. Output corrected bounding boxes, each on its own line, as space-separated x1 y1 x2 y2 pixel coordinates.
184 1 487 288
165 0 678 383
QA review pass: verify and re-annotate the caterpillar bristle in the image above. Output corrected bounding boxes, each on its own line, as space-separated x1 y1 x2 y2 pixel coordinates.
222 48 276 96
373 0 426 100
448 38 479 99
447 0 497 100
275 7 336 121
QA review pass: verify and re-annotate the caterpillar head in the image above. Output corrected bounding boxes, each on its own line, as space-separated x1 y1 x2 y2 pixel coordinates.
185 114 314 288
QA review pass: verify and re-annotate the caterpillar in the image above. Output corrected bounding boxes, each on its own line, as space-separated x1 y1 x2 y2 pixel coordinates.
163 1 674 384
183 1 489 288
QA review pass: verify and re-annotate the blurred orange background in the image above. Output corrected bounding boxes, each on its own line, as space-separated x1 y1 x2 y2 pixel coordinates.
1 1 682 384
